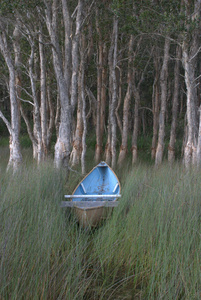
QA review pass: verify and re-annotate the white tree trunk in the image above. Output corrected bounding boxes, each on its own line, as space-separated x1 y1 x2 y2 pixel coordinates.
182 46 197 168
80 35 87 174
155 38 170 166
168 46 181 164
45 0 72 168
28 38 44 163
70 79 83 166
182 0 201 168
70 0 83 112
118 35 134 166
39 28 48 156
0 24 22 171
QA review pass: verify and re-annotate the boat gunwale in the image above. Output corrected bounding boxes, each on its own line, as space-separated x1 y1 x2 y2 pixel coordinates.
71 162 121 204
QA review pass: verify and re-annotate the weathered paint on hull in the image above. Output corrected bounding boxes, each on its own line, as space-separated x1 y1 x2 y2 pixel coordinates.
74 206 105 228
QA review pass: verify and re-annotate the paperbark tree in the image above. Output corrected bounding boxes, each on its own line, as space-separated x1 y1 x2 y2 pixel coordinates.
13 26 21 132
45 0 85 168
168 45 181 163
0 21 22 171
182 0 201 167
151 52 160 160
155 37 170 166
95 8 107 163
106 16 118 169
18 24 50 164
80 34 87 174
70 83 83 166
118 35 134 166
95 11 103 163
39 25 48 156
28 36 44 162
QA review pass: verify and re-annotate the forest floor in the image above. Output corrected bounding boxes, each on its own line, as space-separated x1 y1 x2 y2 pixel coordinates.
0 146 200 299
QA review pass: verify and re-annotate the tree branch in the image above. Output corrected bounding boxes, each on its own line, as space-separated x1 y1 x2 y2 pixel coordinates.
0 109 12 135
18 97 35 106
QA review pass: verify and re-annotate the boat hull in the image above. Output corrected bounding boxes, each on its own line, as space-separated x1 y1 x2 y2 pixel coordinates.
74 205 105 228
64 161 121 227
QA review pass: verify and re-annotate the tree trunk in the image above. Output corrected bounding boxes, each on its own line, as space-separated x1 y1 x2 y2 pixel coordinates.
105 17 118 166
105 38 112 166
182 45 198 167
39 27 48 156
46 84 54 150
61 0 72 93
80 35 87 174
55 93 60 138
151 55 160 160
95 32 103 163
105 127 111 165
45 0 72 168
13 26 21 133
155 37 170 166
118 35 134 166
100 43 107 146
28 38 44 163
132 88 140 164
70 79 83 166
0 24 22 171
95 10 107 163
110 17 118 169
182 0 200 168
70 0 83 112
168 45 181 163
115 63 123 136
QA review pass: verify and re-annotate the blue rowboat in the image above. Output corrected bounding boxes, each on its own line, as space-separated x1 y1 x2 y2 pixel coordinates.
62 161 121 227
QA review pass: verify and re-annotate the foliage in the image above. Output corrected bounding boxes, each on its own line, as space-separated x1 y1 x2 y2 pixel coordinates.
112 0 185 36
0 0 44 15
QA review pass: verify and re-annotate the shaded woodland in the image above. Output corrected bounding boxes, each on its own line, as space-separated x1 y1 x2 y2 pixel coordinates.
0 0 201 172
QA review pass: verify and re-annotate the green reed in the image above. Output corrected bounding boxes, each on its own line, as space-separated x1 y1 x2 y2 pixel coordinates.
0 152 200 299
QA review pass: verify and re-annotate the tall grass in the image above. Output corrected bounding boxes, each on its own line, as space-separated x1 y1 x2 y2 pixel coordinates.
93 164 201 299
0 153 200 299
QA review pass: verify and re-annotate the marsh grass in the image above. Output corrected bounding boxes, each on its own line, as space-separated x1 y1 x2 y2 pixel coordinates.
0 152 200 299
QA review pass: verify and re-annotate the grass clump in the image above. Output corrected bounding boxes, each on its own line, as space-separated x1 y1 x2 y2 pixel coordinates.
0 162 92 299
0 155 200 299
92 164 201 299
